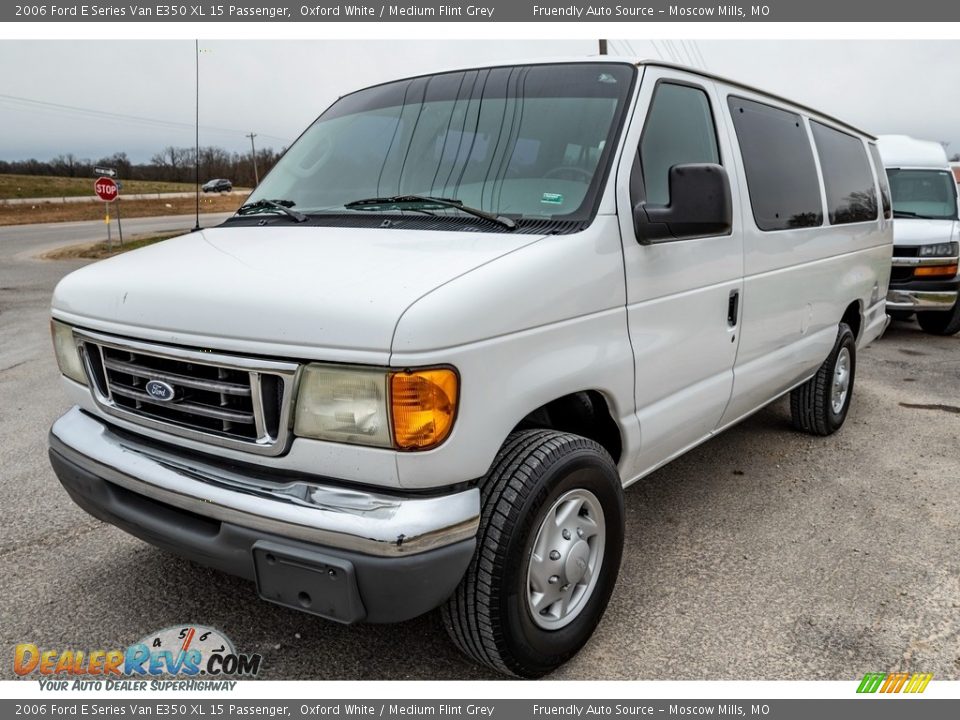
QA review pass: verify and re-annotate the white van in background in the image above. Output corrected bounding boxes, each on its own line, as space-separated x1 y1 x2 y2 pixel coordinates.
877 135 960 335
48 59 892 677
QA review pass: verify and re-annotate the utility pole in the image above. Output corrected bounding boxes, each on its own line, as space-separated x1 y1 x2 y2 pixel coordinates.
247 132 259 186
193 38 201 232
599 39 608 56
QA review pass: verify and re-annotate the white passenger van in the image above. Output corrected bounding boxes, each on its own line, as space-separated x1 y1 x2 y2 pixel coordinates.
877 135 960 335
48 59 891 677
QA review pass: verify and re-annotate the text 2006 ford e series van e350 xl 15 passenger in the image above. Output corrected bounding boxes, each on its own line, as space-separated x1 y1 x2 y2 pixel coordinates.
47 59 892 677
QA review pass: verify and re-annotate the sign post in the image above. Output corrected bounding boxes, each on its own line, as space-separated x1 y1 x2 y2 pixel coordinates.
115 181 124 247
93 175 120 250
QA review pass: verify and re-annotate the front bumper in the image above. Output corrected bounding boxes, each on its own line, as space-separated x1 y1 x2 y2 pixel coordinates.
886 286 959 311
887 258 959 311
48 407 479 623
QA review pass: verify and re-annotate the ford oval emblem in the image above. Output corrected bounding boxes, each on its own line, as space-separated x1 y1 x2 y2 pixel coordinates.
145 379 176 402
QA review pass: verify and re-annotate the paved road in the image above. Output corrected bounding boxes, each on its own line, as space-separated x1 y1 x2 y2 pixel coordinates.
1 219 958 680
0 212 235 260
1 190 247 206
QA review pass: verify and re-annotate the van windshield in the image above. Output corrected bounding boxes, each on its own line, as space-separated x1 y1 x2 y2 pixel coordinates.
886 169 958 220
245 63 635 226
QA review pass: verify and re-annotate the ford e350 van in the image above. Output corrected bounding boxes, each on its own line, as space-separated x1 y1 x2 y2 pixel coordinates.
877 135 960 335
48 59 892 677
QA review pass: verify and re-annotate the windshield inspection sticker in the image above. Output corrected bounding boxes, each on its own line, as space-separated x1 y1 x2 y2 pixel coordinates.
541 192 564 205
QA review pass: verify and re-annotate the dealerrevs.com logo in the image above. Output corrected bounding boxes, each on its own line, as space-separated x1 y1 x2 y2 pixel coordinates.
15 625 261 691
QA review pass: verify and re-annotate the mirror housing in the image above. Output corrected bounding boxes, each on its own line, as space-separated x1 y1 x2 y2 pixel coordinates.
633 163 733 244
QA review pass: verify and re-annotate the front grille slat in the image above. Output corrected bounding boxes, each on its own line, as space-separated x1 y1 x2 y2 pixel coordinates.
77 333 296 455
102 357 252 396
108 385 257 424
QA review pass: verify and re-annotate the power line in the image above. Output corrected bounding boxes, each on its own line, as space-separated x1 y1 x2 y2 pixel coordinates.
691 41 709 69
664 40 681 63
692 41 705 68
0 92 291 145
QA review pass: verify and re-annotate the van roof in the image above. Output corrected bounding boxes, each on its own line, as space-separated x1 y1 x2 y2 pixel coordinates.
393 57 875 140
875 135 950 169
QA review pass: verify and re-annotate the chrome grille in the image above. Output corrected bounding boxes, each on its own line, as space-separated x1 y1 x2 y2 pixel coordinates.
75 329 299 456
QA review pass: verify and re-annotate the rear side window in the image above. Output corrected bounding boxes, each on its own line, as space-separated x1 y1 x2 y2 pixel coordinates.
811 122 878 224
640 83 720 206
727 96 822 231
868 143 892 219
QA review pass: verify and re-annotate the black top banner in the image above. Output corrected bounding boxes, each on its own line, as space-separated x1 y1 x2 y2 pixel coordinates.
4 1 958 22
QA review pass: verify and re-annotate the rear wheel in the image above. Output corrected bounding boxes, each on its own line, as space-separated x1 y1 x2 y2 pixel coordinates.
916 301 960 336
790 322 856 436
442 430 624 678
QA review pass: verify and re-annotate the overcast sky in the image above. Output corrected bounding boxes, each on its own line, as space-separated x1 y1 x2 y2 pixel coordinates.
0 39 957 163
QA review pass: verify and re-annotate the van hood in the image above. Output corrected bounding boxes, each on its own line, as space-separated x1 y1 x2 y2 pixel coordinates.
52 225 543 356
892 218 957 247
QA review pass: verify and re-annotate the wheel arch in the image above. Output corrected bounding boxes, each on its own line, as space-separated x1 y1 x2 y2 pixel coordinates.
840 299 863 342
511 390 624 465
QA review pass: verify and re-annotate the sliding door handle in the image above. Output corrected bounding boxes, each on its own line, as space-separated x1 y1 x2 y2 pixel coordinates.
727 289 740 327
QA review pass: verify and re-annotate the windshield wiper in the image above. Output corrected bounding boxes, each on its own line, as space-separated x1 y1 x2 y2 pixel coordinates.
893 210 947 220
344 194 516 230
236 199 308 223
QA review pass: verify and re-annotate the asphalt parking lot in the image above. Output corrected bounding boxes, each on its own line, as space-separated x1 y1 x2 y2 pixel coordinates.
1 218 958 681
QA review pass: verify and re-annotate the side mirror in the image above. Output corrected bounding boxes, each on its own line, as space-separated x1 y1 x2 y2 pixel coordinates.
633 163 732 244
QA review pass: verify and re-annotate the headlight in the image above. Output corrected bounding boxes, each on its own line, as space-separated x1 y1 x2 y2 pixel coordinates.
918 242 959 257
50 320 87 386
294 364 459 451
294 365 392 447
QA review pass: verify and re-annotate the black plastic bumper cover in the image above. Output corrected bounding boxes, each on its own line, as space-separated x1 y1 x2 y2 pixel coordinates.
49 446 475 624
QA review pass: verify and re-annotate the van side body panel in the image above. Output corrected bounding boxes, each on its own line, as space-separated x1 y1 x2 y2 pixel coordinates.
715 82 892 426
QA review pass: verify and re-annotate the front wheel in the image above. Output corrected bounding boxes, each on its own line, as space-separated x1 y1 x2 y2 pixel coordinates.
442 430 624 678
790 322 856 436
916 301 960 336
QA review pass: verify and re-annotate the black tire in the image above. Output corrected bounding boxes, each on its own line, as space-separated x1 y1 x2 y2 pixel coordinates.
790 322 856 436
442 430 624 678
916 302 960 336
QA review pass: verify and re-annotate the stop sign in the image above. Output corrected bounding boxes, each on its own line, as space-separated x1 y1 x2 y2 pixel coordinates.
94 177 118 202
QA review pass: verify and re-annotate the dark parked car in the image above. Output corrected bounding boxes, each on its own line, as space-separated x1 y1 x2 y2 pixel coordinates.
202 178 233 193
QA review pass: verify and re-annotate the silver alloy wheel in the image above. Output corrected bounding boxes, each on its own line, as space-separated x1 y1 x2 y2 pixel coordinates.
831 346 851 414
526 488 606 630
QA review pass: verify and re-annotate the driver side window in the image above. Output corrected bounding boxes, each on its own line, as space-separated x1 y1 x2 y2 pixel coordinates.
639 82 720 206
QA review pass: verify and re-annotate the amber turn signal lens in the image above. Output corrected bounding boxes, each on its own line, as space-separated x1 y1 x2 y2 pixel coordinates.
914 264 958 277
390 368 458 450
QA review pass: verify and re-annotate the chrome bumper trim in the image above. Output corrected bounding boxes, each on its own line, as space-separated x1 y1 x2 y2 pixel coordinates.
891 255 959 267
50 407 480 557
886 289 958 311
